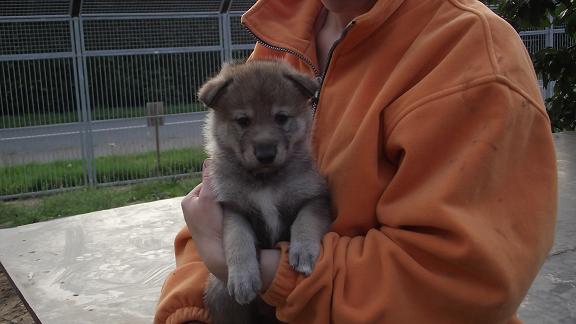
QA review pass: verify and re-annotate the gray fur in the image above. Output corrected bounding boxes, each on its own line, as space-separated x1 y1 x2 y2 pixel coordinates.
223 210 261 305
205 274 252 324
199 61 332 324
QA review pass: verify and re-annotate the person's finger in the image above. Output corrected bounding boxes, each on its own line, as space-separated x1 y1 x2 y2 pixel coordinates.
189 183 203 198
181 183 203 216
183 183 202 202
199 159 217 200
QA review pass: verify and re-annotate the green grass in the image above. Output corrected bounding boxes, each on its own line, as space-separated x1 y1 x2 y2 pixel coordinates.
0 148 207 196
0 103 205 128
0 177 201 227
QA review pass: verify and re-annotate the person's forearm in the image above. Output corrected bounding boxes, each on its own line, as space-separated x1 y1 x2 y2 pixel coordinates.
195 236 228 282
199 235 280 290
260 249 281 292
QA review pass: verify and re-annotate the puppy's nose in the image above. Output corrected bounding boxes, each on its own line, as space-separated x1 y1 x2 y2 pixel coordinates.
254 145 277 164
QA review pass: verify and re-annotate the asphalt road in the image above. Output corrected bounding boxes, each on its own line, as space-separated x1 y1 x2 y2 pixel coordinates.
518 132 576 322
0 112 207 165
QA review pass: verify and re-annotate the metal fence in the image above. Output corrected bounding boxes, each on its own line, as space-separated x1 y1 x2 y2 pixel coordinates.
0 0 256 199
0 1 573 199
519 25 574 98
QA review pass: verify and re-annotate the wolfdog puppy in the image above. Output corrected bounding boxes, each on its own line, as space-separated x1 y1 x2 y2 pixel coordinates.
197 60 331 324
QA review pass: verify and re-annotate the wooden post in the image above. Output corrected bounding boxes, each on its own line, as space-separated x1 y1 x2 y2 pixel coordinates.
146 102 164 176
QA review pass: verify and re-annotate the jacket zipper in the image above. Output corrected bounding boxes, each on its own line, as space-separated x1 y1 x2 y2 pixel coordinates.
312 21 355 113
242 22 355 114
242 25 322 77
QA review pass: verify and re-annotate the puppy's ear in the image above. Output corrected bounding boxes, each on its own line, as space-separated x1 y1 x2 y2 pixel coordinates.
198 75 233 109
283 72 319 99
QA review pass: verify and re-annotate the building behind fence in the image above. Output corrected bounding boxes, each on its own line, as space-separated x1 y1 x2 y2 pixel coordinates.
0 0 574 199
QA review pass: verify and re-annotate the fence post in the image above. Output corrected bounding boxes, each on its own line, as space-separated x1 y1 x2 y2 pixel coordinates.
544 17 555 99
220 13 232 64
72 17 96 187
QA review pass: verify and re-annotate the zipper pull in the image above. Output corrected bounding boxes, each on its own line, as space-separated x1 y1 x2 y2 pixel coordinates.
311 77 323 114
311 89 320 114
312 77 322 104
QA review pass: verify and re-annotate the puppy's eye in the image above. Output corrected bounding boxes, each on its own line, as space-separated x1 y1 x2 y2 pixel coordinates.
235 116 251 128
275 113 289 126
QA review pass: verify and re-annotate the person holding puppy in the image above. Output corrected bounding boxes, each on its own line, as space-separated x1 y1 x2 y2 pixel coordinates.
155 0 557 323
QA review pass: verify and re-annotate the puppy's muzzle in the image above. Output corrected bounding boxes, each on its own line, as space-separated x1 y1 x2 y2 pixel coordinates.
254 145 277 165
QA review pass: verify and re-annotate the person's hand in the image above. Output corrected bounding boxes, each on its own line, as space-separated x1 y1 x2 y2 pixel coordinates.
181 160 228 281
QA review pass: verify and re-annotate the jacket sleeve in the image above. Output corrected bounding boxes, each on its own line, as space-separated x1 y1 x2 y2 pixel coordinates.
154 226 211 324
260 81 557 324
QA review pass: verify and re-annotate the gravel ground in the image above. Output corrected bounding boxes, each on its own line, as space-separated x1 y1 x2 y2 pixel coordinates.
0 271 35 324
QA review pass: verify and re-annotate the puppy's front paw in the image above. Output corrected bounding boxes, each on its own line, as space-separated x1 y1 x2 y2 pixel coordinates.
227 265 262 305
289 240 320 276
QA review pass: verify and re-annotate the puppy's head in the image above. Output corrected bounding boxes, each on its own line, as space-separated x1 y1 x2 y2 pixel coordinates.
199 60 318 174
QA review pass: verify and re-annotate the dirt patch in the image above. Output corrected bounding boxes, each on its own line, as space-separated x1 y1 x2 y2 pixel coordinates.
4 198 41 209
0 270 35 324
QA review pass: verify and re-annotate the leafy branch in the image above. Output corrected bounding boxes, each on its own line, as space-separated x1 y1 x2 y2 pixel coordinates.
489 0 576 131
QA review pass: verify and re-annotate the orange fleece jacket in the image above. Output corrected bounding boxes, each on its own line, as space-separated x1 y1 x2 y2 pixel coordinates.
155 0 557 323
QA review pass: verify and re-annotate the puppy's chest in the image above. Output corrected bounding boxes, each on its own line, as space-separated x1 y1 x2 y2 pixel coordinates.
245 189 294 247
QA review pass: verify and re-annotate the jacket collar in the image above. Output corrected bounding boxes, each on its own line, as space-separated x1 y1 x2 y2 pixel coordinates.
241 0 406 64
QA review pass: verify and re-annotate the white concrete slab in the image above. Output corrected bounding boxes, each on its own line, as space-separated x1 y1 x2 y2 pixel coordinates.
0 132 575 323
0 198 185 324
